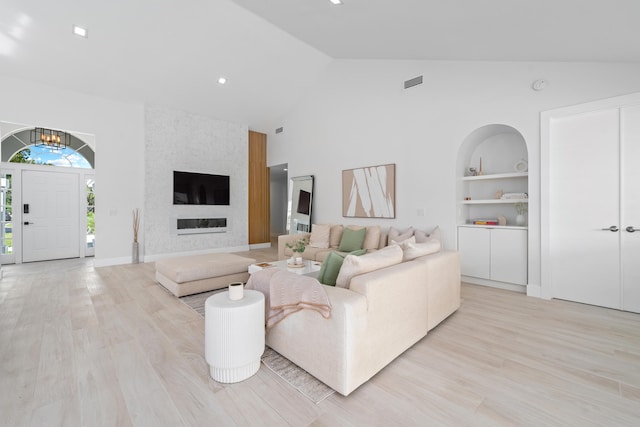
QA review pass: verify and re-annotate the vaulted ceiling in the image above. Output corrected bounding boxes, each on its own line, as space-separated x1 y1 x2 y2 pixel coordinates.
1 0 639 132
233 0 640 62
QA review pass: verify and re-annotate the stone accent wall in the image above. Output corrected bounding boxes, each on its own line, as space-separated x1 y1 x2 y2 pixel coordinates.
144 105 248 256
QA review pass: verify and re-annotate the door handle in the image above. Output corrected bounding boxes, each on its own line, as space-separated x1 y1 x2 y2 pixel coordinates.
601 225 619 232
626 226 640 233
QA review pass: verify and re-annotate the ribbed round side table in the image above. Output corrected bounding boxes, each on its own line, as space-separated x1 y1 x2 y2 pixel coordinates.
205 289 265 383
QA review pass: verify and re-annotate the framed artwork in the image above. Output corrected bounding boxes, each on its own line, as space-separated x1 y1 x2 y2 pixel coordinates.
342 163 396 218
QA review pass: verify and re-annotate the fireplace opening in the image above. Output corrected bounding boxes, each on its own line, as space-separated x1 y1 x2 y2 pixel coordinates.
176 217 227 234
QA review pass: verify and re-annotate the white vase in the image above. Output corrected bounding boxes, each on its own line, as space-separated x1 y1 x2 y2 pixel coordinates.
516 214 526 226
132 242 139 264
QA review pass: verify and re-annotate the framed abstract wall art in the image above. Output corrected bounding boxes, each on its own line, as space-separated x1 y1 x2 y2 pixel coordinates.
342 163 396 218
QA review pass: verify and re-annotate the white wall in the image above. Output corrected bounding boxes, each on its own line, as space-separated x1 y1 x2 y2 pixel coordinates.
268 60 640 289
143 105 249 258
270 169 288 238
0 74 144 266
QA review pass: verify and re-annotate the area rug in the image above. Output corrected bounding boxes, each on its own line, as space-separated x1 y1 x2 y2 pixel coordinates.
178 288 335 404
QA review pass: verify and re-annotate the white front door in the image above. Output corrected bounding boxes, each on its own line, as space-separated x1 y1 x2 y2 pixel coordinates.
22 170 79 262
548 108 621 309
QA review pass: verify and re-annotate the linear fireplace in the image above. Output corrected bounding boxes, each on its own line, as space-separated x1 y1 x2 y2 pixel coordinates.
176 217 227 235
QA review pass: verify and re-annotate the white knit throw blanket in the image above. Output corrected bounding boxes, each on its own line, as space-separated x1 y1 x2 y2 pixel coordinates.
245 268 331 330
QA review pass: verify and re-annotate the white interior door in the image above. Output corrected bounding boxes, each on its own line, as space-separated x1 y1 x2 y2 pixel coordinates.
22 170 79 262
548 108 621 309
621 105 640 313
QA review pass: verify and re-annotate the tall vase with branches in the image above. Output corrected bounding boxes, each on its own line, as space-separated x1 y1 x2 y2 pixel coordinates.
132 208 140 263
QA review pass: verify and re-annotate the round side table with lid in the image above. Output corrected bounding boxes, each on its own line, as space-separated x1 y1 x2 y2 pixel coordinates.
204 289 265 383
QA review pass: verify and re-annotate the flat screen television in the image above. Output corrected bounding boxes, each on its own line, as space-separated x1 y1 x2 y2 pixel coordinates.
173 171 230 205
296 189 311 215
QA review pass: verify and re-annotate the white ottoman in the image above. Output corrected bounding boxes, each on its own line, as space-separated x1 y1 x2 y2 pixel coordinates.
205 289 265 383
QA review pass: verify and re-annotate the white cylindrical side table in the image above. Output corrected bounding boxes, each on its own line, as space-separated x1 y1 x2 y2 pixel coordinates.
205 289 265 383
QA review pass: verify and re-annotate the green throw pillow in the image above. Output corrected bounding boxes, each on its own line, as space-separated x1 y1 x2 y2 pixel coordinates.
338 227 367 252
317 249 367 286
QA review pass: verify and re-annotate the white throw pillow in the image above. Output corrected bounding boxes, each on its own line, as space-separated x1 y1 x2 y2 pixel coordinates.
335 244 403 288
389 226 414 242
309 224 331 248
390 235 415 247
402 239 441 261
415 225 442 245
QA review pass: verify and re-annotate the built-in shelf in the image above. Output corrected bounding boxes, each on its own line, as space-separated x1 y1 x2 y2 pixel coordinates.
461 172 528 181
461 198 528 205
457 124 529 289
458 224 528 230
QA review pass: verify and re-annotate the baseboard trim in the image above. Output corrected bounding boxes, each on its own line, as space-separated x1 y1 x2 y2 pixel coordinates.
249 242 271 250
94 256 135 268
462 276 526 293
526 284 543 298
95 245 252 267
143 245 251 263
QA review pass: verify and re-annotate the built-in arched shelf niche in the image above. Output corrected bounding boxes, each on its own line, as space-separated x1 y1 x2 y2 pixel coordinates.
456 124 529 226
456 124 530 291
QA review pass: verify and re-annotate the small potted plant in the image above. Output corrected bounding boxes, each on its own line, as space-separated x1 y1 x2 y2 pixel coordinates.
286 237 307 265
515 202 528 226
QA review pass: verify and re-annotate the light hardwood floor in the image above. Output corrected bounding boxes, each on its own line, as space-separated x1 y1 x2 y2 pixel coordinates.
1 249 639 426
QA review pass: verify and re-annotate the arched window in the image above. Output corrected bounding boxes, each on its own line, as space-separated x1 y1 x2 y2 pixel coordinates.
9 145 92 168
1 128 94 168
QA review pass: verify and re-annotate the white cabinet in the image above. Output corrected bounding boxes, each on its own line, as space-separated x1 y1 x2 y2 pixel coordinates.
458 227 490 278
458 226 527 286
490 228 527 284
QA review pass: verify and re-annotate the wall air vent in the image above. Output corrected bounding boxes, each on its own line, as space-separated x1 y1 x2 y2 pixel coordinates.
404 75 423 89
275 127 284 134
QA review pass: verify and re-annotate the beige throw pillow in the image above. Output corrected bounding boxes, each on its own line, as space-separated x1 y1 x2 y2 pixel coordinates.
415 226 442 244
402 239 441 261
329 224 344 248
391 235 416 247
391 233 441 260
335 244 403 288
363 225 381 251
389 226 414 242
309 224 331 248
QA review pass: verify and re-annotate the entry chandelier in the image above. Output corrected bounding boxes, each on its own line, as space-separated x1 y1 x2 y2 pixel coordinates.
30 127 70 150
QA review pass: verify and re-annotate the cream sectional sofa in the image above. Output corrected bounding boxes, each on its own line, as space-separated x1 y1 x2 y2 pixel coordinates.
278 224 388 262
270 226 460 396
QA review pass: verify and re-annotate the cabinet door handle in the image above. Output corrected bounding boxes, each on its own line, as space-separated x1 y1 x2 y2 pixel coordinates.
626 226 640 233
601 225 619 232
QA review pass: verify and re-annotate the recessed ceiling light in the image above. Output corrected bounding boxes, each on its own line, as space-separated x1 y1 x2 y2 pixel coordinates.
329 0 343 5
217 77 227 85
72 25 88 38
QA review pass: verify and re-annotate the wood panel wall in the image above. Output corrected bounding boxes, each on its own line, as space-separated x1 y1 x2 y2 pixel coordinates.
248 131 270 244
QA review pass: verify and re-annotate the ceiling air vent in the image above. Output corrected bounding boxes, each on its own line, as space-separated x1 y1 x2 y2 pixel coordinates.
275 127 284 134
404 75 423 89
